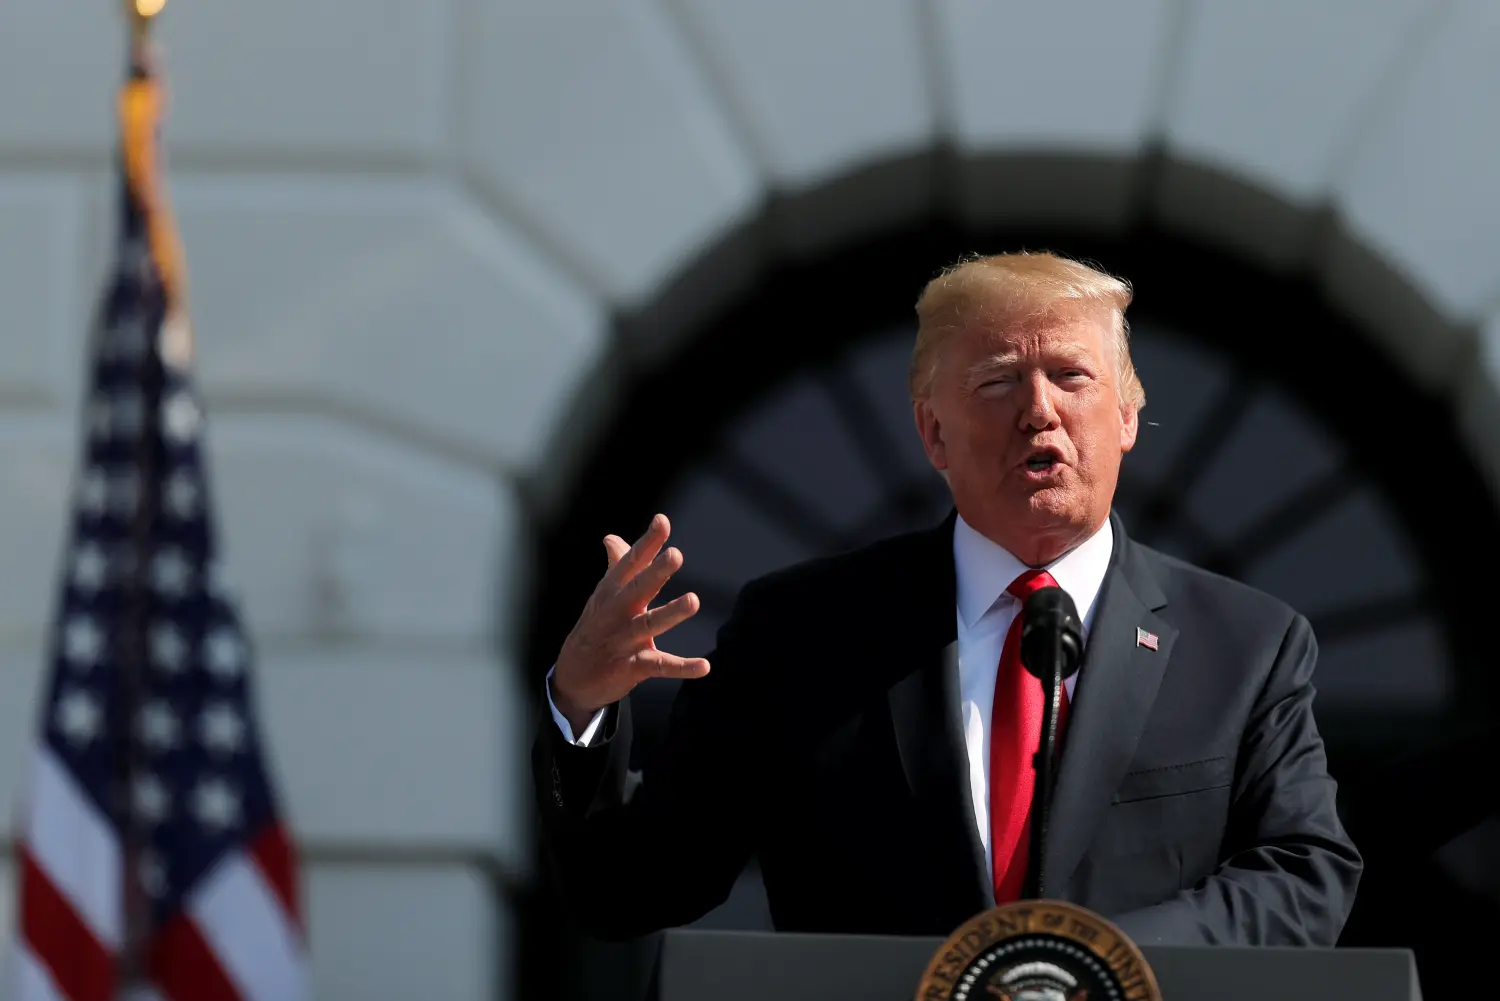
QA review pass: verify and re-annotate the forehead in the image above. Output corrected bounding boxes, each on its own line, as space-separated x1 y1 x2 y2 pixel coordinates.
954 306 1113 359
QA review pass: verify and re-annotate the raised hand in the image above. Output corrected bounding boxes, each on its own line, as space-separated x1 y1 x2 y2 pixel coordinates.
550 514 710 734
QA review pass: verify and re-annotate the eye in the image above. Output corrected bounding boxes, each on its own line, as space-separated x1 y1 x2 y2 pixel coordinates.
976 375 1016 395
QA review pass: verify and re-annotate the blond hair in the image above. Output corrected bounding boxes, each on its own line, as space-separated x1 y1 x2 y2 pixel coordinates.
909 251 1146 411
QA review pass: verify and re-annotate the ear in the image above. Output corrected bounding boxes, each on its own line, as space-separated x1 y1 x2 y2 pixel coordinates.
913 398 949 471
1119 402 1139 453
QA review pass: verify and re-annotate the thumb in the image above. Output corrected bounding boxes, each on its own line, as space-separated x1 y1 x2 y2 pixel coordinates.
602 534 630 569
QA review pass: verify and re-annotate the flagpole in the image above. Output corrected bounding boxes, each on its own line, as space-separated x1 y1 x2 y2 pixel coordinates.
119 2 167 991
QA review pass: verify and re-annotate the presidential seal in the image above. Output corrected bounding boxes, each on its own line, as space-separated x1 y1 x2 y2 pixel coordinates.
914 901 1161 1001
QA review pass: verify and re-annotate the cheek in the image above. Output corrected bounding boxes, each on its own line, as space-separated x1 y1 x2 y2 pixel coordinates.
959 417 1011 458
1062 407 1119 468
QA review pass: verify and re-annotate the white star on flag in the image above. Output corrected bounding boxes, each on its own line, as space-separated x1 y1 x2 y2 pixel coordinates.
62 615 104 669
193 778 240 832
199 702 246 755
138 700 180 751
71 542 108 593
205 627 246 680
151 547 193 598
55 689 103 747
163 468 200 519
78 467 109 516
162 390 201 445
149 621 188 673
134 773 171 825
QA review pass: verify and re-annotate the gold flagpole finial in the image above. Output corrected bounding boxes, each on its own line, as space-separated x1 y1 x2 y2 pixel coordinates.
127 0 167 37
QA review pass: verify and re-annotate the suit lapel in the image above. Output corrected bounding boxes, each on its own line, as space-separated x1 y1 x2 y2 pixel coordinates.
886 512 994 916
1043 514 1175 896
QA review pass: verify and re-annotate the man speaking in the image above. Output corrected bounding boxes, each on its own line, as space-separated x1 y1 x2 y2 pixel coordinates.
534 252 1362 946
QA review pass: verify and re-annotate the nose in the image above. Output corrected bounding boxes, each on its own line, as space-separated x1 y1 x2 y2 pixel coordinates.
1017 371 1060 431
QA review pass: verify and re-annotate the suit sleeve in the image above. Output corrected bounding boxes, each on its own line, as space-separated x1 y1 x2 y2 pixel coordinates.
1109 613 1364 946
530 581 776 941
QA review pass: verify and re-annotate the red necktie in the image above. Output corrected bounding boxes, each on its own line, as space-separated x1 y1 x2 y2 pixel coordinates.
989 569 1072 904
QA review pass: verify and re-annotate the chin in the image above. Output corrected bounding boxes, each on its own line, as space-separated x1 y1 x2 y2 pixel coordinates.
1020 490 1079 522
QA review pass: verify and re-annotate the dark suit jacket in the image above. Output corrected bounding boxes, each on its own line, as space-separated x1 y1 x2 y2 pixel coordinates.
533 511 1362 946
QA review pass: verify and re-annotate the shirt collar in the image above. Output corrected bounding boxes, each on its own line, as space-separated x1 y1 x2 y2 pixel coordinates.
953 513 1115 632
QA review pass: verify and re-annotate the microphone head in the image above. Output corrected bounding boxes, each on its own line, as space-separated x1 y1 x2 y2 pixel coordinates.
1019 586 1084 681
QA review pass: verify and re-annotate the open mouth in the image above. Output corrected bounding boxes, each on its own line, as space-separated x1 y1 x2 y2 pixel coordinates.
1022 447 1063 474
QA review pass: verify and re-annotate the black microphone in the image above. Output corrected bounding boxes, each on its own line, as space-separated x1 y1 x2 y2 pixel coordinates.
1020 586 1084 683
1017 585 1083 900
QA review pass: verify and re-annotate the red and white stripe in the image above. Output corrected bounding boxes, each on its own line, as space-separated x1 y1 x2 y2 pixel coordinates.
149 827 307 1001
10 748 309 1001
11 749 121 1001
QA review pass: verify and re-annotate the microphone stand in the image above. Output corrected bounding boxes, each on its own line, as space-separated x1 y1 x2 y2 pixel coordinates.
1022 627 1066 901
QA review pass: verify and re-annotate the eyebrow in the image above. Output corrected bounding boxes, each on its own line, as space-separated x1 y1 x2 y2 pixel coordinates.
966 353 1021 374
964 347 1096 383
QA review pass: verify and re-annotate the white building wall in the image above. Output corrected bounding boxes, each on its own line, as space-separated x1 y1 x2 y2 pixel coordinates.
4 1 1500 998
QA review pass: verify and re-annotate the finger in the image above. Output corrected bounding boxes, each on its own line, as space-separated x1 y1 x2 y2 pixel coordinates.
637 651 712 680
635 591 701 640
607 513 670 587
602 534 631 569
623 546 684 609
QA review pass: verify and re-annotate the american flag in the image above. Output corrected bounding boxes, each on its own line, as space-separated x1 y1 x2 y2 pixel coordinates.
8 40 308 1001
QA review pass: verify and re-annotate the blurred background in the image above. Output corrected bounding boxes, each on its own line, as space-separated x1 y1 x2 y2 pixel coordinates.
3 1 1500 999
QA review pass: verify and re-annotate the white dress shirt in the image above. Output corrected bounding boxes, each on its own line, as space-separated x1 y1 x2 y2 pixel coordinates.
548 515 1116 883
952 514 1114 883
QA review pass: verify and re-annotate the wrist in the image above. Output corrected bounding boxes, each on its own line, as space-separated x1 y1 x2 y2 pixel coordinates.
549 674 596 730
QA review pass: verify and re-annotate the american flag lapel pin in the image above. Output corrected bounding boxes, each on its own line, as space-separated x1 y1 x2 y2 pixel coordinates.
1136 626 1159 651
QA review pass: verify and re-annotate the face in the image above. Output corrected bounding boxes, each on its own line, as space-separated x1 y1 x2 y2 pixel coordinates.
913 305 1138 566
